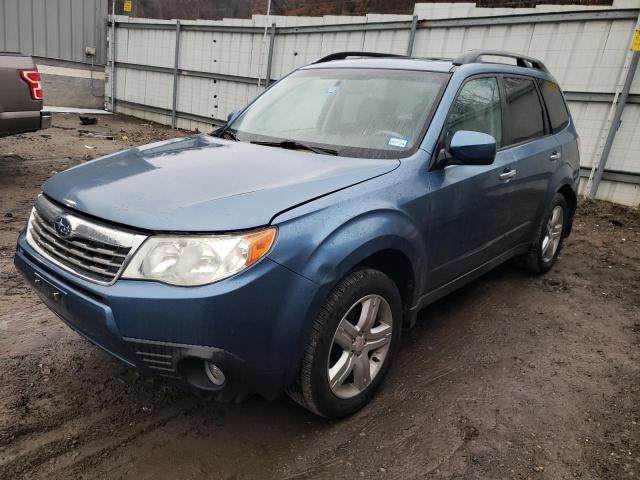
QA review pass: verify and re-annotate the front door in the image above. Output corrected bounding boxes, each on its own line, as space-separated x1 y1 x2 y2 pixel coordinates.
424 75 515 291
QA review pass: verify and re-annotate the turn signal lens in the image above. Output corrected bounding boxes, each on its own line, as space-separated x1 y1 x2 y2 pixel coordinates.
245 228 277 267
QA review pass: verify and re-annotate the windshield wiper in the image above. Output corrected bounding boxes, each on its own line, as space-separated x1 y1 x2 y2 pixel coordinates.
251 140 338 156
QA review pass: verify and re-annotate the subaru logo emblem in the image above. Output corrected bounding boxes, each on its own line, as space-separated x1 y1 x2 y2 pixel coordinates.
54 217 72 238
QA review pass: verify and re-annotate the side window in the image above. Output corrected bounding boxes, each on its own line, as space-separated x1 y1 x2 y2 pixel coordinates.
537 79 570 133
444 77 502 148
503 76 545 145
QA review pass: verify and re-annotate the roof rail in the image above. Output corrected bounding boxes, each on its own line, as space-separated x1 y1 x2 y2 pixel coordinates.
452 50 548 72
313 51 406 64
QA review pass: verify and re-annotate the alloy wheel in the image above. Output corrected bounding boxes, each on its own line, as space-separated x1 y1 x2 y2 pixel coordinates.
327 294 393 399
542 205 564 262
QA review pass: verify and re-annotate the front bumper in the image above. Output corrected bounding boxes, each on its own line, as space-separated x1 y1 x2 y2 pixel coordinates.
14 231 322 398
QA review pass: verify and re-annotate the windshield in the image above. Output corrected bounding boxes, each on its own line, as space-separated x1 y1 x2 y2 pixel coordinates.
228 68 449 158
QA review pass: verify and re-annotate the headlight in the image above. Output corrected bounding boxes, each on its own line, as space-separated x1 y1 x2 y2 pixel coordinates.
122 227 277 286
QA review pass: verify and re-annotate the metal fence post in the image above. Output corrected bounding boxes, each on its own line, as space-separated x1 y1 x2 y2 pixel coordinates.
407 15 418 56
110 13 117 112
265 23 276 87
171 21 182 128
587 19 640 199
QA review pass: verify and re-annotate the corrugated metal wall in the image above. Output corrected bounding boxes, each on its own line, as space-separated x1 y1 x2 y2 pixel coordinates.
107 5 640 206
0 0 109 64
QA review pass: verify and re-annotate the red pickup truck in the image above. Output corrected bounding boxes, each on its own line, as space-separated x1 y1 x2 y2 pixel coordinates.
0 52 51 137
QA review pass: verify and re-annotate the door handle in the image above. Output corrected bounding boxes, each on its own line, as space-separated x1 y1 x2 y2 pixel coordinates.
549 151 561 161
499 168 517 181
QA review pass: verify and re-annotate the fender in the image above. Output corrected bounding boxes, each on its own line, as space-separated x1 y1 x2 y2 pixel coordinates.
547 159 576 202
314 213 423 292
536 158 578 231
271 207 426 296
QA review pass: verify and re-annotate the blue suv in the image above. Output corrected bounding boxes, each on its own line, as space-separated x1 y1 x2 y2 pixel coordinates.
15 50 579 418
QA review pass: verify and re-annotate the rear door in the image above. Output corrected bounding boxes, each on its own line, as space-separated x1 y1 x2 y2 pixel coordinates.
536 78 579 175
497 75 561 245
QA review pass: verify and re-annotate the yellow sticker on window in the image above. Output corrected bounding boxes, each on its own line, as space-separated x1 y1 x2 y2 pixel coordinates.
633 29 640 52
123 0 133 13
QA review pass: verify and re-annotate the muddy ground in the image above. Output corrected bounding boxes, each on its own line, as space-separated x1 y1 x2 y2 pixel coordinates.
0 114 638 480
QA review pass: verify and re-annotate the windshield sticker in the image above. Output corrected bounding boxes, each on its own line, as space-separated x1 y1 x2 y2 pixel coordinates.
326 85 340 95
387 136 408 148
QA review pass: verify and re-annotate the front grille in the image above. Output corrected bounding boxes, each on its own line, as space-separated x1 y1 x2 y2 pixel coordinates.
25 195 146 285
29 210 130 283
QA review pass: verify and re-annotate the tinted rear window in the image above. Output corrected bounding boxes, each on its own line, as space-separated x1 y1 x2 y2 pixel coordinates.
504 76 545 145
537 79 570 133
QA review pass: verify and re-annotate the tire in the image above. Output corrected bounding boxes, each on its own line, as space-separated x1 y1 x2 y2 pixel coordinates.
520 193 568 274
287 268 402 418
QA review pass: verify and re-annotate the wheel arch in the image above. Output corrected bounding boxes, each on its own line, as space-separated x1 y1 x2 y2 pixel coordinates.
308 208 425 311
545 158 578 238
557 182 577 236
349 248 417 325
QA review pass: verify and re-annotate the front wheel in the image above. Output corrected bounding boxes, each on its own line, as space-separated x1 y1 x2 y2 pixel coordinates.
519 193 568 274
287 269 402 418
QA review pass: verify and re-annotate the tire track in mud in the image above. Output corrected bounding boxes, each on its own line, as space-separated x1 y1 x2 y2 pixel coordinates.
53 402 203 480
0 409 114 463
0 399 203 480
0 336 199 478
0 328 195 479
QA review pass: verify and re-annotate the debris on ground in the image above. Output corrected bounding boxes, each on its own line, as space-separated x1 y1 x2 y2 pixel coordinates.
78 130 114 140
79 116 98 125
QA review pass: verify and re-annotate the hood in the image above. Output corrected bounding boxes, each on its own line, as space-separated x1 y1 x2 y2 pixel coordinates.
43 135 399 232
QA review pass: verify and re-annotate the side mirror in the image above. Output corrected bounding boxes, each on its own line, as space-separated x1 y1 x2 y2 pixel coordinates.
227 110 240 123
447 130 496 166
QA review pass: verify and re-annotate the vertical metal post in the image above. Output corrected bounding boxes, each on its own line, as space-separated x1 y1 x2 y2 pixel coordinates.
587 14 640 199
171 21 181 128
587 40 640 198
109 3 116 112
265 23 276 88
256 0 273 88
407 15 418 57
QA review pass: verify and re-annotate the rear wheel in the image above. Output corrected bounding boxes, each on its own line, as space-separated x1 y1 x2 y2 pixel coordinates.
287 269 402 418
520 193 568 274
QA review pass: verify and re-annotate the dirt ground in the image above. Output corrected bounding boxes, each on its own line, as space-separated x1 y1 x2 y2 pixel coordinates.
0 113 638 480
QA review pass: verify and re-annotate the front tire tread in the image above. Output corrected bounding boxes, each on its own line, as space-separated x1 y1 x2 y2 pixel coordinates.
287 269 401 418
